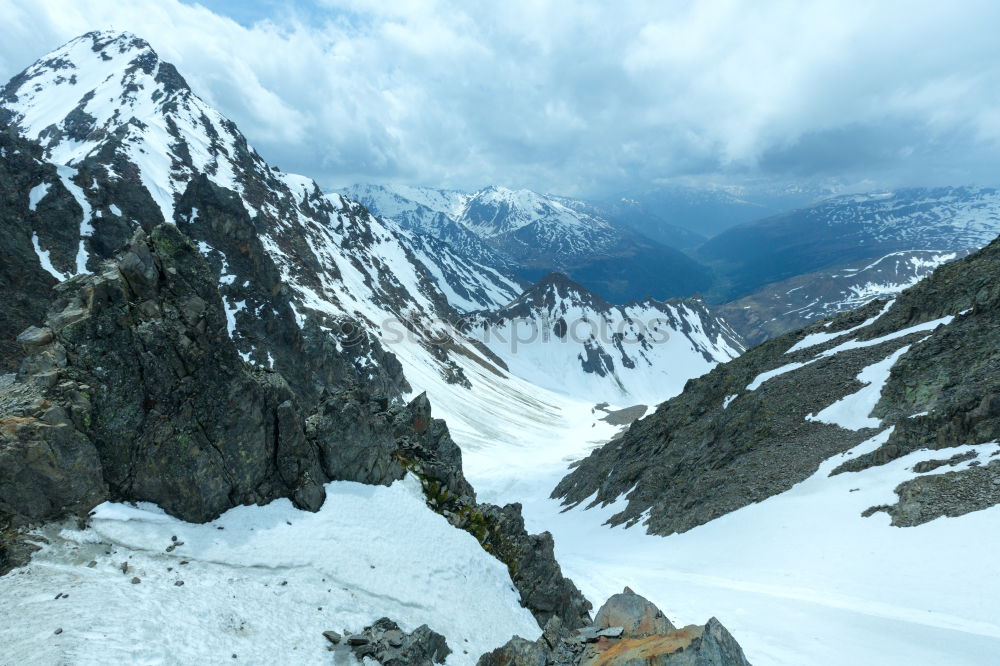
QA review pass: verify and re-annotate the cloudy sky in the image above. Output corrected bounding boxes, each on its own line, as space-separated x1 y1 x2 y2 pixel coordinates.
2 0 999 197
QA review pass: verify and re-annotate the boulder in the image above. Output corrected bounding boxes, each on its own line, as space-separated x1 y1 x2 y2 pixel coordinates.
477 636 550 666
342 617 451 666
479 592 752 666
593 588 676 637
578 618 751 666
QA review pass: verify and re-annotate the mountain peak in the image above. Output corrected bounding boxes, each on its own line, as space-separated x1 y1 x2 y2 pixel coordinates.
509 271 612 313
2 30 192 153
1 30 234 218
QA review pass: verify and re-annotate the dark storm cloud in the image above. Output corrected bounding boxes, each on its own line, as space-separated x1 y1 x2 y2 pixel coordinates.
1 0 999 195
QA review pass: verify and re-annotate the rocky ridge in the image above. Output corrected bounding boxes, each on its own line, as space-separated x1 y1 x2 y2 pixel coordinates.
0 223 591 632
555 234 1000 535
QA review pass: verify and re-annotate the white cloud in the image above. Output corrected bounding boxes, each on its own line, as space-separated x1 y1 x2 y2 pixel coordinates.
1 0 999 195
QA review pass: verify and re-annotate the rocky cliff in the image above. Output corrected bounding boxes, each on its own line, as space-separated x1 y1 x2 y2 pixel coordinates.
0 223 590 631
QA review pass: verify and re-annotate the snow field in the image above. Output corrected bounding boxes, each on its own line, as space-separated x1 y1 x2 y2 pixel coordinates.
0 476 539 666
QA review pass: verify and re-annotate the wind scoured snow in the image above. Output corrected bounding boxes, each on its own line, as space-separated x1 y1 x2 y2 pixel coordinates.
747 361 813 391
806 344 912 430
28 182 50 211
0 476 538 665
787 299 895 353
31 232 69 281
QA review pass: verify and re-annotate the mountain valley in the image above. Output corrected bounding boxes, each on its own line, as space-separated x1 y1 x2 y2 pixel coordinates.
1 25 999 666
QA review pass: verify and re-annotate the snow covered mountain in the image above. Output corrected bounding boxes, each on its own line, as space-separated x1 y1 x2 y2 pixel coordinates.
701 187 1000 300
4 28 999 666
342 183 715 303
719 249 966 345
0 30 528 405
462 273 745 405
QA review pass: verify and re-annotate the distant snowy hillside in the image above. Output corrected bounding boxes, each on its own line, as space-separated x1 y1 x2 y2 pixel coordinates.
462 273 744 405
701 187 1000 300
342 183 715 303
720 249 966 345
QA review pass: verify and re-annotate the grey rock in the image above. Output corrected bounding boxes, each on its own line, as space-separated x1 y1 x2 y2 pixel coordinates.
477 636 549 666
322 630 342 644
577 626 624 642
16 326 53 347
593 588 675 637
344 618 451 666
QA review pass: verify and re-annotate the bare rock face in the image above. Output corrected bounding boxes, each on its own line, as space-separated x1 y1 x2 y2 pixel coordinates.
593 587 676 637
479 588 751 666
2 224 328 525
0 378 104 529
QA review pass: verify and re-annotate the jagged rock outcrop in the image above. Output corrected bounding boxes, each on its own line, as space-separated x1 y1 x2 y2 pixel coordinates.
306 388 473 501
473 503 593 630
3 224 327 524
479 588 751 666
336 617 452 666
555 235 1000 535
302 386 593 629
0 221 591 627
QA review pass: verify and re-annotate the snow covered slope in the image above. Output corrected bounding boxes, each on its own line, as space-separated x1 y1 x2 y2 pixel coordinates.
719 249 965 345
439 240 1000 666
341 183 523 295
555 233 1000 539
0 477 540 665
413 303 1000 666
342 182 715 303
462 273 745 405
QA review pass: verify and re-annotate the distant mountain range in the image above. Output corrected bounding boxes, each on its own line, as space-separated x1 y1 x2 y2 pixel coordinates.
590 183 832 242
701 187 1000 301
349 182 1000 346
343 183 714 304
717 249 967 346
